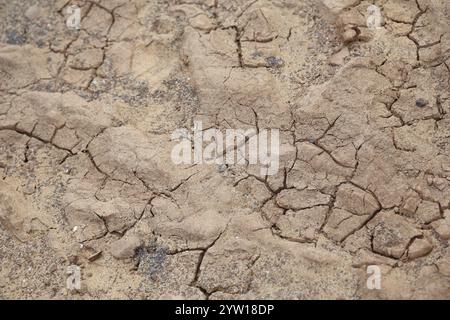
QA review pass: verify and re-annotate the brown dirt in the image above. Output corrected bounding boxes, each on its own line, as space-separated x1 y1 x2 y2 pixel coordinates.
0 0 449 299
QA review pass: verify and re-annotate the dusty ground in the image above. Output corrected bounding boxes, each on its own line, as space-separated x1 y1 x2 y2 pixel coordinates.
0 0 449 300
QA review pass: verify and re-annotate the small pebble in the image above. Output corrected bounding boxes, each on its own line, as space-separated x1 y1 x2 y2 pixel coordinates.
342 29 357 43
416 98 428 108
266 56 284 68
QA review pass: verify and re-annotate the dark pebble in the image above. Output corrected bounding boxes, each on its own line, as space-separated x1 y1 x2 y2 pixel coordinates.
416 98 428 108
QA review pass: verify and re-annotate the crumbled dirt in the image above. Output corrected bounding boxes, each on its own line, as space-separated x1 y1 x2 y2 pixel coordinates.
0 0 449 299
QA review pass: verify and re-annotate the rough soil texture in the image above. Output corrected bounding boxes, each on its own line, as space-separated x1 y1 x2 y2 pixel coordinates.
0 0 450 300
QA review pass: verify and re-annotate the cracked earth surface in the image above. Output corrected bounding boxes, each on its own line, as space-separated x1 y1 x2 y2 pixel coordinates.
0 0 450 299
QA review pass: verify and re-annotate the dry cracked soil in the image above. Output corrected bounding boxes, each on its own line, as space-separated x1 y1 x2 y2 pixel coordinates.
0 0 450 300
